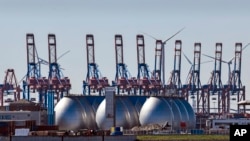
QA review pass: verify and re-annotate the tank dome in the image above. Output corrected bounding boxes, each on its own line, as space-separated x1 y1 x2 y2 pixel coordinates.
95 97 140 130
139 97 195 129
55 96 101 131
54 95 195 131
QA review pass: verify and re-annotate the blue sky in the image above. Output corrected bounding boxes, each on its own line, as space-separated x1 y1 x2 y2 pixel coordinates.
0 0 250 108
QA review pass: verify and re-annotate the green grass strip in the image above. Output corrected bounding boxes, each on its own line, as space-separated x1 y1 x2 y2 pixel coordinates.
137 134 229 141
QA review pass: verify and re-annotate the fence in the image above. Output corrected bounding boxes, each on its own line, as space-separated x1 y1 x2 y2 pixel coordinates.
123 128 230 135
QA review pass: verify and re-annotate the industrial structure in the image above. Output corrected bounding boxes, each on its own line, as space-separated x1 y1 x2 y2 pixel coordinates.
54 86 195 131
22 33 48 106
112 35 138 95
54 94 196 131
83 34 110 95
0 32 249 135
182 43 202 111
0 99 47 125
46 34 71 125
0 69 21 106
20 33 71 125
200 43 247 117
153 40 164 88
136 35 162 95
166 40 183 96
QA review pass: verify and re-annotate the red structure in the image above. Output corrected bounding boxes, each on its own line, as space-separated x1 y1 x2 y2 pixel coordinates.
200 43 223 116
47 34 71 102
136 35 162 95
230 43 245 113
182 43 202 110
167 40 182 96
113 34 138 95
47 34 71 125
0 69 21 106
23 33 49 105
83 34 109 95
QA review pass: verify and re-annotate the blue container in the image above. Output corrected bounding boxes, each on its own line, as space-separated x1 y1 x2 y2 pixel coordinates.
191 129 204 135
110 131 123 136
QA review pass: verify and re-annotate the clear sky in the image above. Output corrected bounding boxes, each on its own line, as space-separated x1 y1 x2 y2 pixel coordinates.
0 0 250 108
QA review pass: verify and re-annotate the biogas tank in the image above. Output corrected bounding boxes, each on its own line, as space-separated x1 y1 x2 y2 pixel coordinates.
95 96 141 130
54 96 104 131
139 97 196 129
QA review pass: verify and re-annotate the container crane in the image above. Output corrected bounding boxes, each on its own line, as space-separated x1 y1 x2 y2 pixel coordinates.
182 43 202 112
203 50 235 115
136 35 154 95
203 53 232 115
48 34 71 101
142 27 185 87
136 35 163 95
203 43 249 114
153 40 162 82
22 33 48 105
231 43 246 113
167 40 182 96
47 34 71 125
113 34 137 95
152 40 164 94
83 34 109 95
201 43 224 116
0 69 21 106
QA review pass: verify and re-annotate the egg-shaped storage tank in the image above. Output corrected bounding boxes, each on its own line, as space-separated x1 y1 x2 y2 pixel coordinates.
96 96 140 130
139 97 195 129
54 96 104 131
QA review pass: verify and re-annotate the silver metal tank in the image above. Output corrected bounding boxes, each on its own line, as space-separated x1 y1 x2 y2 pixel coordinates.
139 97 195 129
55 95 195 131
54 96 104 131
95 96 140 130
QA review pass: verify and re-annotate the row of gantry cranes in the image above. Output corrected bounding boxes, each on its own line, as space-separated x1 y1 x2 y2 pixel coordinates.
83 33 249 117
0 31 249 125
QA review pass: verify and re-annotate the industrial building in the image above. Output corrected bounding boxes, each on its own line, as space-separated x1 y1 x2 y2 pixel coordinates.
0 111 46 126
0 99 47 125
